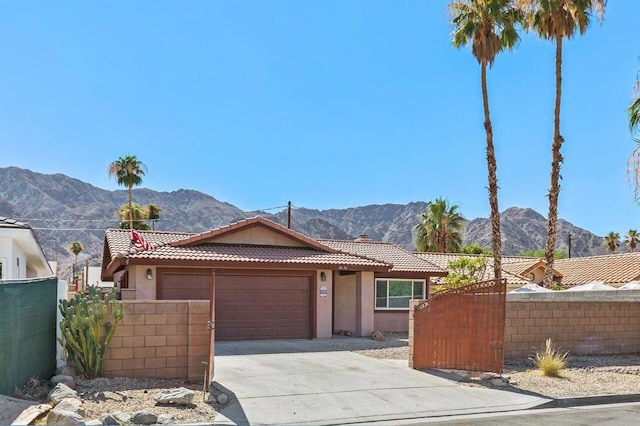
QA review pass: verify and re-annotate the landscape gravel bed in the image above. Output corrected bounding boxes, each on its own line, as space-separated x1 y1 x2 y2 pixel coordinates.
75 377 218 424
353 334 640 399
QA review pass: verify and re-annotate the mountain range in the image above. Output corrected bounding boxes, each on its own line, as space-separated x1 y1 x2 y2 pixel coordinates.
0 167 608 278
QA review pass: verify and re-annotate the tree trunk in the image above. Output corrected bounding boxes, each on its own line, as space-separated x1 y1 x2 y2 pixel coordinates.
128 186 133 230
544 35 564 288
481 62 502 280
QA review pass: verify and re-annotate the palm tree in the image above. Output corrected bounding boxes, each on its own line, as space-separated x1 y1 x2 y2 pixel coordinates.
450 0 522 279
625 229 639 252
603 232 620 254
627 70 640 199
415 198 465 253
69 241 83 282
108 155 147 228
143 204 162 231
520 0 605 287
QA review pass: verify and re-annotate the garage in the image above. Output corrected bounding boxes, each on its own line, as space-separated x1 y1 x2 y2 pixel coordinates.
215 274 312 341
157 269 312 341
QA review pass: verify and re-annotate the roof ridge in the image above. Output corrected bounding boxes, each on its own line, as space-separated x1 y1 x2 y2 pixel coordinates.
555 251 640 262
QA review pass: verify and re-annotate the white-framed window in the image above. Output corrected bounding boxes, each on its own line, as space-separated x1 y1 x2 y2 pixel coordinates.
375 279 425 310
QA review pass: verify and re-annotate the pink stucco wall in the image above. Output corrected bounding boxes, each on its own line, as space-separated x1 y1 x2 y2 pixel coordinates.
374 311 409 332
333 273 356 333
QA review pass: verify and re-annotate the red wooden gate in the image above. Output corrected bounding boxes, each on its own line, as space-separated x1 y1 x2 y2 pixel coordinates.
412 279 506 373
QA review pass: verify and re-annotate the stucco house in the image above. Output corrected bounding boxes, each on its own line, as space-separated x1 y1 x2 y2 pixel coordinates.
0 217 53 280
100 217 446 340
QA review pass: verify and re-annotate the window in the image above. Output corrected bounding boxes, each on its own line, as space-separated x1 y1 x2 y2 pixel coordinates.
375 279 425 310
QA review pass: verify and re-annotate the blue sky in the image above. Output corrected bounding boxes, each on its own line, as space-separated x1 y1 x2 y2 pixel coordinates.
0 1 638 236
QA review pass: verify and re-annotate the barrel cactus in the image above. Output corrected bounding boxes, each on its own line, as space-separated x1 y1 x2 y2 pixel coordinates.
58 286 124 378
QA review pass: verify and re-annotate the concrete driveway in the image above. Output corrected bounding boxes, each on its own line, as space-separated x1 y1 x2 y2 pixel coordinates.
212 338 549 426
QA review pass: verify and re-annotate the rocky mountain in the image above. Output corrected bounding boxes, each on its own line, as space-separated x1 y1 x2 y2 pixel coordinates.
0 167 607 278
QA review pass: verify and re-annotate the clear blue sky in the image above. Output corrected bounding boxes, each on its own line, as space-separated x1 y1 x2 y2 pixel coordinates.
1 1 638 236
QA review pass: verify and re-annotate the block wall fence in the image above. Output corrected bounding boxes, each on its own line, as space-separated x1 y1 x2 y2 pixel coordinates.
103 300 210 382
410 291 640 363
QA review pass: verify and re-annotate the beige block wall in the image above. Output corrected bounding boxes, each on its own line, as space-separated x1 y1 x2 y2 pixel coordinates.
505 299 640 359
104 300 210 382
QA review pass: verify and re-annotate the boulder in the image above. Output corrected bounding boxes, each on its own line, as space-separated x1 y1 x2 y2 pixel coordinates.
47 409 84 425
55 365 77 377
85 420 103 426
51 374 76 390
49 383 80 406
55 398 85 417
371 330 385 342
478 372 495 381
132 411 158 425
491 378 508 387
100 413 121 425
154 387 195 406
110 411 131 425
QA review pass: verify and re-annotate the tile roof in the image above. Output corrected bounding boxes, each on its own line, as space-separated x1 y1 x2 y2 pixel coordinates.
319 239 446 274
553 252 640 286
104 229 390 274
0 217 30 229
414 252 533 286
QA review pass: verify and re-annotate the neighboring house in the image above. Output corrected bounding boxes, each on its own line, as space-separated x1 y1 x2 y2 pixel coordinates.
318 236 446 332
417 251 640 288
0 217 53 280
553 252 640 286
101 217 447 340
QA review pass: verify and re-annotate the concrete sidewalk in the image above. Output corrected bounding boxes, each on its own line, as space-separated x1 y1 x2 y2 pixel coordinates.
212 343 549 426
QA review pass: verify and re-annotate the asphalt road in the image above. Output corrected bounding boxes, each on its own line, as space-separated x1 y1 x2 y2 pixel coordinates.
413 402 640 425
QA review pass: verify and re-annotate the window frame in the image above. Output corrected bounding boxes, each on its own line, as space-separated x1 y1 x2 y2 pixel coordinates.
374 278 426 311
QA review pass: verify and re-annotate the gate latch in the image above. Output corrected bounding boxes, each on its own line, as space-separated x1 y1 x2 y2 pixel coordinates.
206 320 215 331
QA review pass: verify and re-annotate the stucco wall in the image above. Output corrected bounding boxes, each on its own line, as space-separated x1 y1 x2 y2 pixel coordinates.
374 311 409 332
213 227 306 247
315 270 332 338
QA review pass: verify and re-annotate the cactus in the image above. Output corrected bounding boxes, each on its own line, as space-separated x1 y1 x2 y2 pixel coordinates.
58 286 124 378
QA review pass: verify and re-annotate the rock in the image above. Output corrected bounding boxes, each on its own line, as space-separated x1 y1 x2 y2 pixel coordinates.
55 365 77 377
157 414 176 425
154 387 195 405
491 378 507 387
132 411 158 425
85 420 103 426
51 374 76 390
47 409 84 425
111 411 131 425
501 375 511 383
479 372 495 380
100 413 121 425
457 375 471 383
371 330 385 342
344 330 354 337
216 392 229 404
49 383 80 406
55 398 85 417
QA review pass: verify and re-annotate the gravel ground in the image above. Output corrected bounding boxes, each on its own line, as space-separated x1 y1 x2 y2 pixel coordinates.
353 334 640 399
31 334 640 424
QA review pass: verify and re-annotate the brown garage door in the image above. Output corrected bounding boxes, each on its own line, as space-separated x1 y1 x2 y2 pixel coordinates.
158 271 211 300
216 274 312 341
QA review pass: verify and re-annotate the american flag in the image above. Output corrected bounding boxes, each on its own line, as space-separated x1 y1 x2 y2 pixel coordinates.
131 229 155 251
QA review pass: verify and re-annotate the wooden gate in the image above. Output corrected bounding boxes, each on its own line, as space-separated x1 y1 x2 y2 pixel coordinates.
412 279 506 373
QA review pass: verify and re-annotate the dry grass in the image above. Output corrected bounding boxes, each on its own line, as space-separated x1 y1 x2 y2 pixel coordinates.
533 338 568 377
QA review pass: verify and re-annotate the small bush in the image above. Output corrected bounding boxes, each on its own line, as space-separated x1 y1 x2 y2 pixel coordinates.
533 338 568 377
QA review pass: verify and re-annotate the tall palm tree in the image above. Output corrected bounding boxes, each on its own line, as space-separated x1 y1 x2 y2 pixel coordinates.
625 229 639 252
144 204 162 231
450 0 522 279
603 231 620 254
520 0 605 287
415 198 465 253
69 241 83 281
108 155 147 228
627 70 640 199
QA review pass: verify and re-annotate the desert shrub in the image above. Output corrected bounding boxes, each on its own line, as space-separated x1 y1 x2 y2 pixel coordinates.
533 338 568 377
443 257 487 288
58 286 124 378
